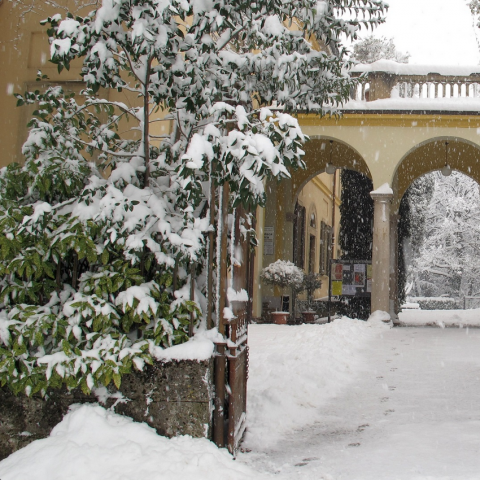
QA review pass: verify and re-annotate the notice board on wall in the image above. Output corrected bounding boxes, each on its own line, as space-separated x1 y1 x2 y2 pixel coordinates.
264 227 274 255
330 260 372 298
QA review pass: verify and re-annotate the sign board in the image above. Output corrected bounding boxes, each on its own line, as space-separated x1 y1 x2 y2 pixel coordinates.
329 260 372 298
264 227 274 255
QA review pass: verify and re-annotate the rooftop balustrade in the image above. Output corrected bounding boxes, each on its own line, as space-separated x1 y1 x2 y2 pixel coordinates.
347 60 480 111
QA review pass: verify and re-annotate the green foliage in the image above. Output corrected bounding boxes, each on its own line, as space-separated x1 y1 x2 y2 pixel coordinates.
0 156 200 397
1 0 388 395
301 273 322 306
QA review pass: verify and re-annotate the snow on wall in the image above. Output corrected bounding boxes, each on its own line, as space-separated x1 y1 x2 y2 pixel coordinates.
343 97 480 112
351 60 480 77
398 308 480 328
0 404 264 480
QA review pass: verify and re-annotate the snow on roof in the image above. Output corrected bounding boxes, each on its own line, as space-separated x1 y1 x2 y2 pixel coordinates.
351 60 480 77
342 97 480 113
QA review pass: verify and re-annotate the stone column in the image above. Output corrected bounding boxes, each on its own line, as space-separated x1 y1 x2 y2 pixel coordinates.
389 213 399 320
370 190 394 313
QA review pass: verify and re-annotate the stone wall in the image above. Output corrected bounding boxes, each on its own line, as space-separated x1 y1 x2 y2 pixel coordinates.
0 358 214 460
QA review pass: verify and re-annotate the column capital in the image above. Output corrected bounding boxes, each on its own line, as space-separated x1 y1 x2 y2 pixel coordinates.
370 191 394 202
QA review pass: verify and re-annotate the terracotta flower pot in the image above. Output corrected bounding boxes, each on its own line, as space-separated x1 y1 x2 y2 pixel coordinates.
302 311 316 323
271 311 289 324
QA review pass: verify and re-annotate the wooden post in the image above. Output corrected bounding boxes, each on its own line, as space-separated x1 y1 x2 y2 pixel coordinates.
218 183 230 336
246 210 256 323
189 263 195 337
207 183 216 330
213 342 227 447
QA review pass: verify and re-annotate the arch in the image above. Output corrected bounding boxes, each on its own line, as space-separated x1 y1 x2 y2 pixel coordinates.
292 136 372 202
392 136 480 210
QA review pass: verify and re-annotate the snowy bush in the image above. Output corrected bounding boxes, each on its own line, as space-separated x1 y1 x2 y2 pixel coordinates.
261 260 304 290
408 297 458 311
1 0 386 395
0 157 201 396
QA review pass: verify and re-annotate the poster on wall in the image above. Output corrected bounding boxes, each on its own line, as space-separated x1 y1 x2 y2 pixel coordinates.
342 284 357 296
332 281 343 296
264 227 274 255
353 263 365 286
332 263 343 281
341 264 355 295
329 260 372 298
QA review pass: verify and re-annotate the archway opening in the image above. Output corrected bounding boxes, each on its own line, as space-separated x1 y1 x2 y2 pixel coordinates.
257 138 374 322
398 170 480 312
394 138 480 316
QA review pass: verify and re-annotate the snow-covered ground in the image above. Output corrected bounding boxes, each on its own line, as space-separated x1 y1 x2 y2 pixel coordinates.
0 316 387 479
0 403 267 480
398 308 480 327
242 317 390 450
240 326 480 479
3 314 480 479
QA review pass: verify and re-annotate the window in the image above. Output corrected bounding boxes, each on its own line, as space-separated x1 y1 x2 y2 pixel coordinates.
293 202 306 269
309 235 316 273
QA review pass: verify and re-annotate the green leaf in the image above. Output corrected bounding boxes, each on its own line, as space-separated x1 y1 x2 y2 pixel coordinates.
113 372 121 389
101 249 109 265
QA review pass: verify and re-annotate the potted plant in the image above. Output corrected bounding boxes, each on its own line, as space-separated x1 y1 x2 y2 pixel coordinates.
300 273 322 323
261 260 305 324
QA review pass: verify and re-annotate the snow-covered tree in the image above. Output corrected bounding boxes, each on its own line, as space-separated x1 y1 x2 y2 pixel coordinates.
465 0 480 57
338 169 373 319
407 172 480 299
468 0 480 13
351 36 410 64
398 174 434 303
0 0 387 396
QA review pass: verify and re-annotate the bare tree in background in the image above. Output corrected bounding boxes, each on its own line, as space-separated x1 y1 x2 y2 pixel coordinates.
466 0 480 58
3 1 100 47
351 36 410 64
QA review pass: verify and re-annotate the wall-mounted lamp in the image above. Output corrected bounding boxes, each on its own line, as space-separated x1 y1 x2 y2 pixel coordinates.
441 141 452 177
326 140 338 174
326 163 338 175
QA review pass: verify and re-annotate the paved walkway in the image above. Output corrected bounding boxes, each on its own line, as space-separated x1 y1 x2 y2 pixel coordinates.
246 327 480 480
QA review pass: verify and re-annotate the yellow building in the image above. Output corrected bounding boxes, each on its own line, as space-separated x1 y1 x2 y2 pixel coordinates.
253 169 341 319
0 1 154 167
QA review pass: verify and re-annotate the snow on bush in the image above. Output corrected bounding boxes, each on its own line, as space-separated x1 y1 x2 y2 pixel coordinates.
1 0 386 396
408 296 458 311
260 260 304 290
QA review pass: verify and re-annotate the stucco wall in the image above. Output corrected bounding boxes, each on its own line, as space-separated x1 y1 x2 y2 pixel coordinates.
298 114 480 194
0 1 170 167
